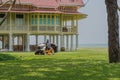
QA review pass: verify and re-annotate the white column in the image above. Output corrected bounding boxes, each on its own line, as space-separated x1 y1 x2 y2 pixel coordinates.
60 34 64 48
49 35 52 42
53 35 55 43
70 35 73 51
56 35 59 46
26 33 30 51
51 35 53 43
66 35 69 51
2 35 5 49
9 33 13 51
63 35 65 47
44 35 47 43
3 35 7 49
22 35 25 51
36 35 38 46
76 34 79 50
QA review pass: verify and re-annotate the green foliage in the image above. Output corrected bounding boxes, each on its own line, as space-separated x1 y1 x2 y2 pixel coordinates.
0 48 120 80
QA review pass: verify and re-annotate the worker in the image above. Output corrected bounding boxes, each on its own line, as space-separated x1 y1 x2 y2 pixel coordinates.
46 39 51 50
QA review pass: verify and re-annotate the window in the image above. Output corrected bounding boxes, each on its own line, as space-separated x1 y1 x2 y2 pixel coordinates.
32 15 34 24
39 15 42 24
52 16 54 25
16 14 24 25
0 14 5 18
0 14 7 25
43 15 46 24
31 15 37 25
16 14 23 18
35 15 37 24
48 15 51 25
56 16 60 25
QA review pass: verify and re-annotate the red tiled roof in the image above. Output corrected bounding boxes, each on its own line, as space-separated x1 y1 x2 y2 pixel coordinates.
1 0 84 14
32 0 59 8
2 0 84 7
58 0 84 6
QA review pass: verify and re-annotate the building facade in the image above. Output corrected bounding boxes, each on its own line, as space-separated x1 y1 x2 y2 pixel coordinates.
0 0 87 51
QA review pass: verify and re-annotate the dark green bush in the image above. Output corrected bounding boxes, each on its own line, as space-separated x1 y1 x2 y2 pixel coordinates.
0 53 18 61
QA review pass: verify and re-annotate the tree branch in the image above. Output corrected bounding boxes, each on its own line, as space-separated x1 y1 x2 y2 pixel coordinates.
0 0 9 8
0 0 16 26
0 0 2 4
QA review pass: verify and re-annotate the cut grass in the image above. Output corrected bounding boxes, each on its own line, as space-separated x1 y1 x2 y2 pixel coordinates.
0 48 120 80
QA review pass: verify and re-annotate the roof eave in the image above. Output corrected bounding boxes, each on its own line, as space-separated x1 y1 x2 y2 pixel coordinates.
60 4 84 7
37 6 58 9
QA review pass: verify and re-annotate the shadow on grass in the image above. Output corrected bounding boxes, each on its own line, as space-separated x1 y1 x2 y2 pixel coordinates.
0 53 19 61
0 57 120 80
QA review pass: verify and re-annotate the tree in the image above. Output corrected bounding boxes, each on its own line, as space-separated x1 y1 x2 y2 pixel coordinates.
105 0 120 63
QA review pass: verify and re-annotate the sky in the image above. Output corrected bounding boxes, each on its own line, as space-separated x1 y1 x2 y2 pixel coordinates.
78 0 120 44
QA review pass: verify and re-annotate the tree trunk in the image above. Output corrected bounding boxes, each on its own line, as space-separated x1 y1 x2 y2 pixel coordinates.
105 0 120 63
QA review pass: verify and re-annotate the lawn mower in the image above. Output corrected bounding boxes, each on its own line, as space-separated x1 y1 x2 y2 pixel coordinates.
35 43 58 55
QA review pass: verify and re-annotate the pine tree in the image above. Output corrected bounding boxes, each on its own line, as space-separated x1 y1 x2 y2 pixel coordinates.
105 0 120 63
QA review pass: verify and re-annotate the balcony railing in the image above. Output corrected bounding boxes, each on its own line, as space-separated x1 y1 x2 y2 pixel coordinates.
0 25 28 33
12 25 28 31
30 25 61 32
0 25 77 33
0 25 10 31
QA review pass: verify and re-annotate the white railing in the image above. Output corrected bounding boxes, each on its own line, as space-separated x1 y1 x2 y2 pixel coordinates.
30 25 61 32
0 25 77 33
12 25 28 31
29 26 37 31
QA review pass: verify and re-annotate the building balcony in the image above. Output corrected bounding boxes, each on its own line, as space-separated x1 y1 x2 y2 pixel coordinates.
0 25 77 34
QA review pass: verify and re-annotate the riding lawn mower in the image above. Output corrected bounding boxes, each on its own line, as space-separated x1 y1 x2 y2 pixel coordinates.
35 43 58 55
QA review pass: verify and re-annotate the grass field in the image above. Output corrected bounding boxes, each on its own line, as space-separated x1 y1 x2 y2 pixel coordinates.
0 48 120 80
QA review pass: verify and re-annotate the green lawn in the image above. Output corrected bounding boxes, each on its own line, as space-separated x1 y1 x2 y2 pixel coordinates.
0 48 120 80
